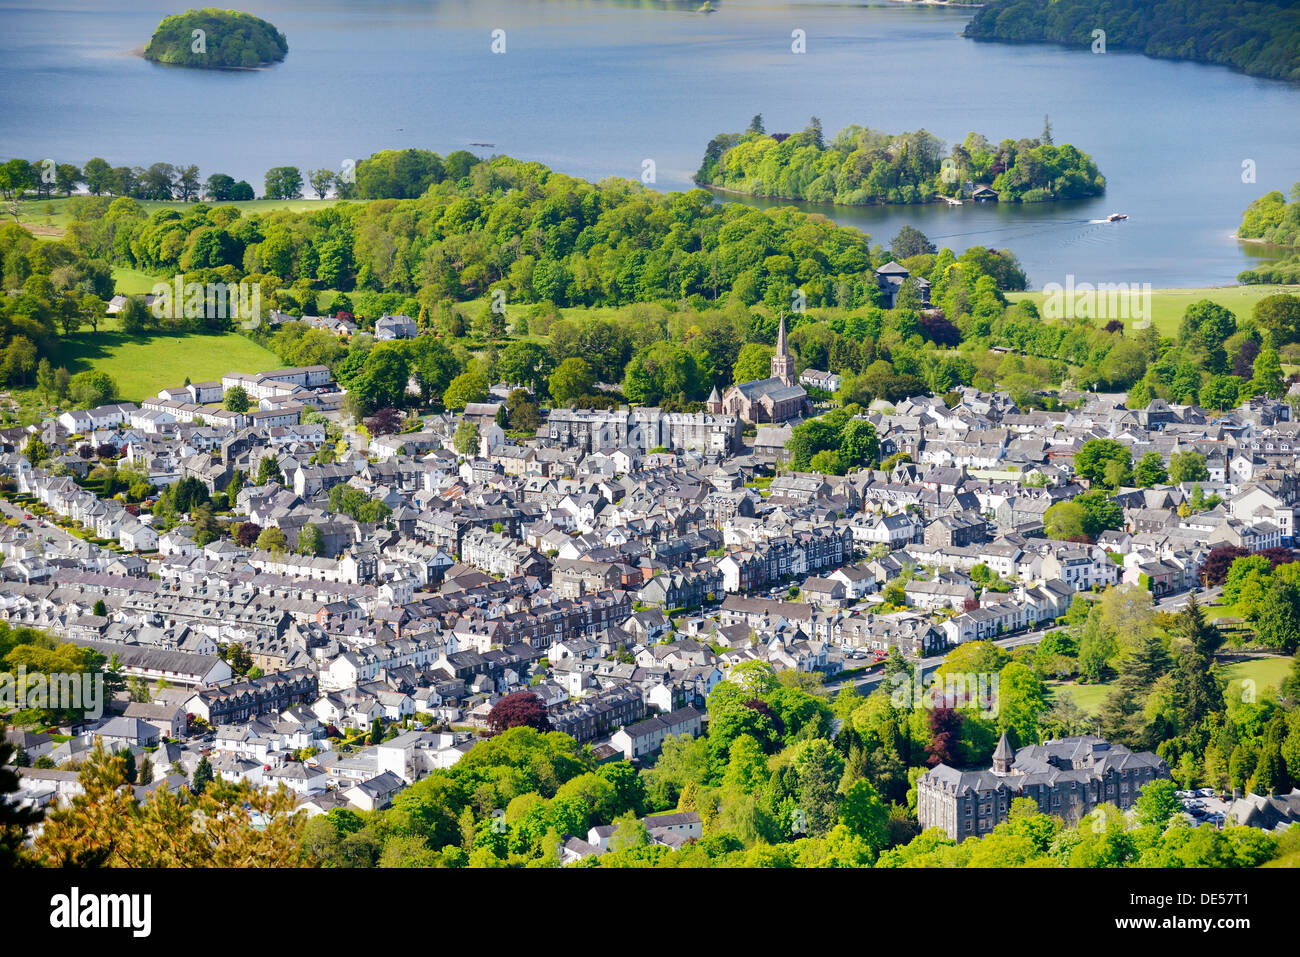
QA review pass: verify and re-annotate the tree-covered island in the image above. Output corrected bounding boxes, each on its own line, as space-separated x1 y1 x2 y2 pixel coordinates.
696 116 1105 206
143 9 287 70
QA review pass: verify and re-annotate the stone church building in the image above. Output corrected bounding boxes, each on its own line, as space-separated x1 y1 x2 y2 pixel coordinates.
711 315 811 424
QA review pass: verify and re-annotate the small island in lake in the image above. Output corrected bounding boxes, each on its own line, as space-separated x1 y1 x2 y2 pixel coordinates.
696 115 1105 206
143 9 287 70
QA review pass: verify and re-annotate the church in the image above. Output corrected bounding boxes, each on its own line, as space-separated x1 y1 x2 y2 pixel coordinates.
709 315 812 424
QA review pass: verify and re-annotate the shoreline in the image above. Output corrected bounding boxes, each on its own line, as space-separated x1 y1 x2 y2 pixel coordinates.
1233 233 1299 250
698 179 1094 209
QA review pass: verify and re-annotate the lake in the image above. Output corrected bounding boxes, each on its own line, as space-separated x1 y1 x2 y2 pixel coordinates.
1 0 1298 288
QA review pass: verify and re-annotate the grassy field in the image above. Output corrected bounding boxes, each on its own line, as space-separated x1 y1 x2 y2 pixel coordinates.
1220 656 1293 702
11 196 342 238
21 316 281 405
110 265 164 295
1006 285 1300 337
1048 655 1292 716
1047 679 1114 716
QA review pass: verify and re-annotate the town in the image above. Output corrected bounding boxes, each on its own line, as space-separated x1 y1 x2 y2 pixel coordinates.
4 314 1299 864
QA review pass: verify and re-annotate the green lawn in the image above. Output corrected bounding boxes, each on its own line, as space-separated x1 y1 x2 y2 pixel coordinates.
110 265 164 295
1006 285 1300 337
12 196 342 238
33 318 281 403
1047 679 1114 716
1220 656 1293 702
1049 656 1291 717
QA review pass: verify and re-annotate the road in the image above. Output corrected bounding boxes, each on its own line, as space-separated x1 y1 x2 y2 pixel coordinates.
0 497 99 551
826 584 1223 694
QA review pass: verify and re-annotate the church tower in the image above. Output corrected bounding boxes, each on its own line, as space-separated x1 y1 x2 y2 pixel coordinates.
771 312 794 387
991 731 1015 776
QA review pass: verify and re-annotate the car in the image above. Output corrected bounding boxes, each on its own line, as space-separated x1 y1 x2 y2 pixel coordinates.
22 513 32 520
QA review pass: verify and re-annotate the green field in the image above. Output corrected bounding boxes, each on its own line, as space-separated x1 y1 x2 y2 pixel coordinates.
1006 285 1300 337
12 196 342 236
1048 655 1292 716
110 265 164 295
1220 656 1293 702
28 315 281 403
1047 679 1114 716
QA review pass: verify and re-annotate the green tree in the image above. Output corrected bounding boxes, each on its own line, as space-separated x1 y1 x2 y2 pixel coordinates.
1250 346 1286 398
1132 451 1168 488
224 385 250 413
264 166 304 200
443 369 489 411
256 527 289 554
1074 439 1132 488
191 755 214 795
549 357 597 405
454 420 480 456
297 523 325 557
1168 451 1209 484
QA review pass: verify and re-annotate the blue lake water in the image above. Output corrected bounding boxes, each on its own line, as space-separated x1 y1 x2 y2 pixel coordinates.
1 0 1298 287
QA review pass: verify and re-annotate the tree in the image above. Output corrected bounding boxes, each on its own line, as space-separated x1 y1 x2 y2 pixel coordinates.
1169 451 1210 485
496 341 552 393
1200 544 1249 586
1134 778 1181 828
256 455 283 486
891 225 936 260
1044 501 1089 541
454 420 480 456
191 755 214 795
69 369 117 408
93 599 107 617
1133 451 1168 488
364 407 403 436
118 295 151 335
224 385 250 413
732 342 774 384
256 527 289 554
79 293 106 334
205 172 237 201
1074 439 1132 487
506 388 542 433
1254 576 1300 654
487 691 551 734
747 114 765 134
549 357 596 405
297 523 325 557
0 741 43 866
1254 293 1300 346
307 168 335 199
838 778 888 859
175 164 201 202
22 435 50 466
1250 346 1286 398
443 369 488 411
368 717 384 745
82 157 112 195
264 166 304 200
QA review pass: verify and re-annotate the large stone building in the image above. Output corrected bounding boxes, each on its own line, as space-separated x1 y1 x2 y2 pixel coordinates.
917 733 1169 840
712 315 811 424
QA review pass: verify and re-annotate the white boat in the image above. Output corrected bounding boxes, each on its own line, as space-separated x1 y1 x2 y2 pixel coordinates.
1106 212 1128 222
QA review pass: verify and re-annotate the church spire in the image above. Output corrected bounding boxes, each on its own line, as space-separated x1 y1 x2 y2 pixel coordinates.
771 311 794 386
992 730 1015 775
